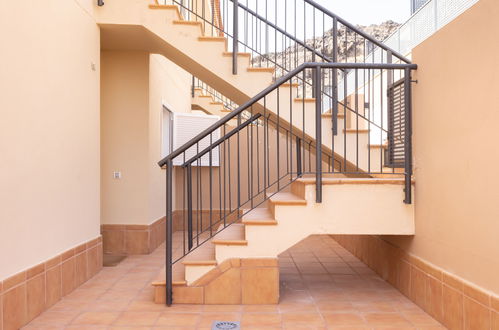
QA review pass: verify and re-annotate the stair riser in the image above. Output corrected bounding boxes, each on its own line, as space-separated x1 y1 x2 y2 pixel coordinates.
185 264 216 285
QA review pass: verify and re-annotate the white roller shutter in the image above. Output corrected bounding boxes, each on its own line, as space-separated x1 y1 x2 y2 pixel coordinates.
172 113 220 166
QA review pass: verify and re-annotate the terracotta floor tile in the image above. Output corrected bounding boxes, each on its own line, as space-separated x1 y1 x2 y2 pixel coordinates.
64 289 106 302
126 300 169 312
113 311 161 326
323 312 367 326
241 313 282 327
282 312 325 326
402 311 442 325
65 327 109 330
202 304 243 312
49 299 91 312
26 310 80 326
86 299 132 312
197 313 241 328
22 326 63 330
155 312 201 326
316 301 355 312
364 312 412 326
71 311 120 325
243 304 280 313
352 301 398 313
109 327 152 330
160 304 204 313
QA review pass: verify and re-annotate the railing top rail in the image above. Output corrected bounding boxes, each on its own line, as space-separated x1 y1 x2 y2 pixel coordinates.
158 62 417 167
302 0 412 64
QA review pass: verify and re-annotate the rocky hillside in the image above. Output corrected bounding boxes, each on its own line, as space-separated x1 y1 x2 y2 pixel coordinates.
252 20 400 78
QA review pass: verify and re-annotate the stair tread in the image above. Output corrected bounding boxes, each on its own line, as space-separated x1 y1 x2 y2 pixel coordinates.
268 192 306 205
212 224 246 242
241 208 277 225
247 67 275 73
294 98 316 103
321 112 345 118
242 208 273 220
223 52 252 57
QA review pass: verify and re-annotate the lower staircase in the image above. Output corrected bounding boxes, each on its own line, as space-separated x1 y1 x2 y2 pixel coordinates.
152 177 414 304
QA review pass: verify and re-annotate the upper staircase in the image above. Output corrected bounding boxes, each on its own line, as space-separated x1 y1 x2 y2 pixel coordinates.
95 0 414 175
95 0 417 305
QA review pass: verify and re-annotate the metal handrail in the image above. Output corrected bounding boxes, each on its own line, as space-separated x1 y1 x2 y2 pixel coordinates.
158 62 416 167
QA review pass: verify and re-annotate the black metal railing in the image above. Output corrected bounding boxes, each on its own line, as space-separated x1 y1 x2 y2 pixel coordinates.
165 0 411 139
159 62 416 305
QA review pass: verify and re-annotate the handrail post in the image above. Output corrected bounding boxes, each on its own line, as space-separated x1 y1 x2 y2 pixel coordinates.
232 0 238 75
403 68 413 204
165 159 173 306
186 164 194 250
315 66 322 203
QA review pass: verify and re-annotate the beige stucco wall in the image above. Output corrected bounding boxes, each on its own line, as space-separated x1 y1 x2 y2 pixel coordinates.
100 51 150 225
0 0 101 280
384 0 499 294
100 51 192 225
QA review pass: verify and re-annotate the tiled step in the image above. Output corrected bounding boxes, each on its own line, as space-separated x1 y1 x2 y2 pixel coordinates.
321 112 345 119
152 263 186 287
247 67 275 73
182 242 217 266
241 208 277 226
268 192 307 206
294 98 316 103
222 52 252 58
212 224 247 246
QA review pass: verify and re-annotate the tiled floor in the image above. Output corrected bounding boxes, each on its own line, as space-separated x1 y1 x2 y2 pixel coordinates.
23 235 445 329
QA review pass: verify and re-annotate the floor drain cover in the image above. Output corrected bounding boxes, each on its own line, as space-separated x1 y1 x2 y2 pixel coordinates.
211 321 240 330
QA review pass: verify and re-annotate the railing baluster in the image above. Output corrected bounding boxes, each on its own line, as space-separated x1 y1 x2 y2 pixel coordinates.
404 68 413 204
232 0 238 74
315 66 322 203
165 159 173 306
186 164 193 251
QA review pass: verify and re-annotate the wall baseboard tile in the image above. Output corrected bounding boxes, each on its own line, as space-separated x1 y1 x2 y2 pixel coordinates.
331 235 499 330
101 217 166 255
0 236 103 330
101 210 239 256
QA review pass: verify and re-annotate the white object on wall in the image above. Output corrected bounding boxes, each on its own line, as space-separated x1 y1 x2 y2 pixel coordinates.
172 112 221 166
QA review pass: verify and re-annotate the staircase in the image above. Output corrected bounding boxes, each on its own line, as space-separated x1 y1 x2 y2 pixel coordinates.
95 0 417 305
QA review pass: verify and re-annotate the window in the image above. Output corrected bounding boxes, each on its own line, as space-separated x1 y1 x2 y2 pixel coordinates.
161 106 174 158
